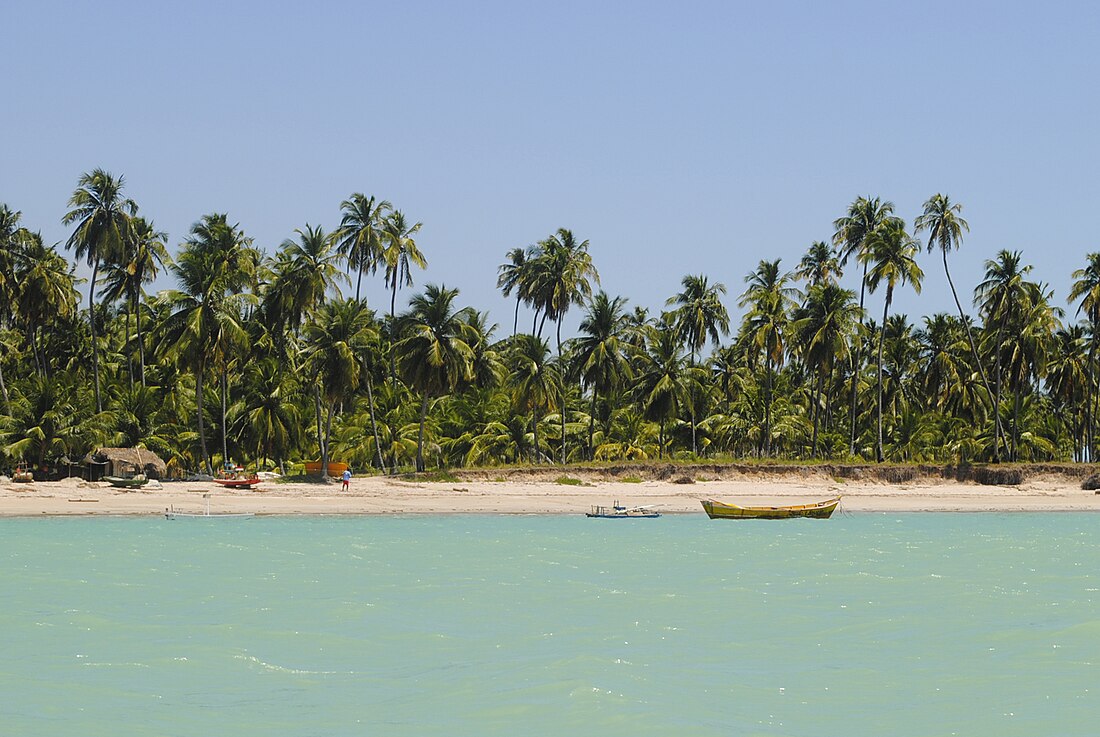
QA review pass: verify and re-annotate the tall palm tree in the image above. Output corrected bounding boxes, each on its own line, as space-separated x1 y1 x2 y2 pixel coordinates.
496 246 530 337
862 219 923 461
14 232 81 378
914 194 1001 460
738 260 797 456
795 241 842 288
302 299 373 476
1069 252 1100 460
334 193 391 303
667 274 730 454
634 320 691 459
976 250 1032 461
382 211 427 324
833 196 897 454
792 283 861 455
62 168 138 412
156 214 257 473
526 229 600 353
272 224 347 330
99 216 170 387
509 334 561 463
395 284 474 471
573 291 631 459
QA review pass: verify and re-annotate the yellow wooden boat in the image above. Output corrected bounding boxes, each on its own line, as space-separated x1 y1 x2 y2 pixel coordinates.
701 496 840 520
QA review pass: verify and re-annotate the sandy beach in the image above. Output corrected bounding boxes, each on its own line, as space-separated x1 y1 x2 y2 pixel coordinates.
2 470 1099 516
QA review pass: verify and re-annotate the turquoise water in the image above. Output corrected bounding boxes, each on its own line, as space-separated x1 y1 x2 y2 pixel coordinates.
1 514 1097 736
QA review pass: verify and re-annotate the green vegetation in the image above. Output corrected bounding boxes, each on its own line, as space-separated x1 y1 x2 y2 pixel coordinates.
554 476 586 486
1 180 1098 475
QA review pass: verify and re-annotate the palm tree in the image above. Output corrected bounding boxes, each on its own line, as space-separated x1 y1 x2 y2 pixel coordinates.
862 219 923 461
795 241 842 288
792 283 860 455
497 247 530 337
667 274 730 454
914 194 1001 460
573 291 631 459
14 232 81 378
394 284 474 471
526 229 600 353
156 214 257 473
738 260 797 456
271 224 347 330
62 169 138 412
302 299 373 476
833 196 897 454
509 334 561 463
334 193 392 303
1069 252 1100 460
976 250 1032 461
382 211 427 324
633 320 691 459
99 216 170 387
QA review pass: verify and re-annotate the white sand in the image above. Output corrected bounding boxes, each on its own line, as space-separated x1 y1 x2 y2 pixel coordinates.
1 474 1098 516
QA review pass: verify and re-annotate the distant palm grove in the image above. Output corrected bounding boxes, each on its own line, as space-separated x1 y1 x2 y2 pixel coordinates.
4 170 1100 475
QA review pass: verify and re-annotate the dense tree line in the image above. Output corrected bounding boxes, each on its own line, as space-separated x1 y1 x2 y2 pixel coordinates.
2 170 1099 475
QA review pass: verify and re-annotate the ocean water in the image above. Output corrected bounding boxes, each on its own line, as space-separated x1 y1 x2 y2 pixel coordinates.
1 513 1097 736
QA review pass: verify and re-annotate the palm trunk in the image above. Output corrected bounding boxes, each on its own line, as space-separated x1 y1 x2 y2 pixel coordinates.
849 262 868 456
355 263 364 303
588 390 598 461
221 369 229 464
196 359 211 474
89 259 102 413
811 368 824 457
416 391 429 472
0 349 8 406
323 400 336 476
877 289 892 463
136 297 146 387
390 280 398 381
658 418 665 459
314 384 324 472
1011 372 1022 461
513 296 521 338
532 409 540 463
943 250 1001 462
994 327 1004 461
763 355 773 457
365 378 384 470
125 303 133 390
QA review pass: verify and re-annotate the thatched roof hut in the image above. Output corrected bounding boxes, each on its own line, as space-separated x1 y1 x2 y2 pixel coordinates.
84 448 168 479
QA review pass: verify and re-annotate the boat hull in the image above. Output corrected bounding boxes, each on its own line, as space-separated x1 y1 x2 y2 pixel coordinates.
165 512 254 520
103 476 149 488
586 512 661 518
212 478 262 488
701 496 840 520
304 461 348 476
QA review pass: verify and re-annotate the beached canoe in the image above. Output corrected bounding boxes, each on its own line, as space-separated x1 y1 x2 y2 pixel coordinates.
701 496 840 520
103 476 149 489
212 476 262 488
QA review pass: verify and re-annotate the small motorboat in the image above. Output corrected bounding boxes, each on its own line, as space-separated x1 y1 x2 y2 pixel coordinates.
701 496 840 520
165 494 254 520
586 501 661 519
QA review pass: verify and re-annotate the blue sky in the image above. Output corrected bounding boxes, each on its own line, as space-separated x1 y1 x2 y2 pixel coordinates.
4 0 1100 336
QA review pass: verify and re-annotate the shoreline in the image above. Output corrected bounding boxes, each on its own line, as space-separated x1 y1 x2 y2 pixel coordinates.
2 474 1099 516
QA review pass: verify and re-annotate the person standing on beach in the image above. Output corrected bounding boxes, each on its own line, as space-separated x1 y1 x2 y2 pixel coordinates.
342 468 351 491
